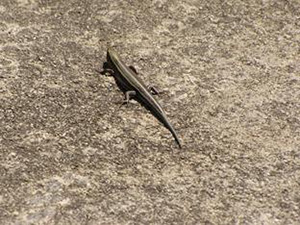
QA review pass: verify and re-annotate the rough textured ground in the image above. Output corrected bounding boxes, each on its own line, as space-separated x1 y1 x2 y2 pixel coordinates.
1 0 300 224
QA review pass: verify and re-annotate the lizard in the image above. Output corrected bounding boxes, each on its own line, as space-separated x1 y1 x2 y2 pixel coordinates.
103 48 182 148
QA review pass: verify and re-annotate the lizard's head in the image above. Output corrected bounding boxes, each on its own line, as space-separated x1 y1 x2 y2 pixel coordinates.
107 48 119 63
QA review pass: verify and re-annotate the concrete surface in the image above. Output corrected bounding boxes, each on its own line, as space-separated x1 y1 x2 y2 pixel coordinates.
0 0 299 224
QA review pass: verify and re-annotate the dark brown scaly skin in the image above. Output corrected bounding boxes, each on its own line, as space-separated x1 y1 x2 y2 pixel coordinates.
106 48 182 148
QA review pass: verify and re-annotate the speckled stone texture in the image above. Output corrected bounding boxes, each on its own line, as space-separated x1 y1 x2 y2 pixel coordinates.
0 0 299 224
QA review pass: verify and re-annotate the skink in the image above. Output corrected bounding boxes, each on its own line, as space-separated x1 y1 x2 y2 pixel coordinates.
105 48 181 148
